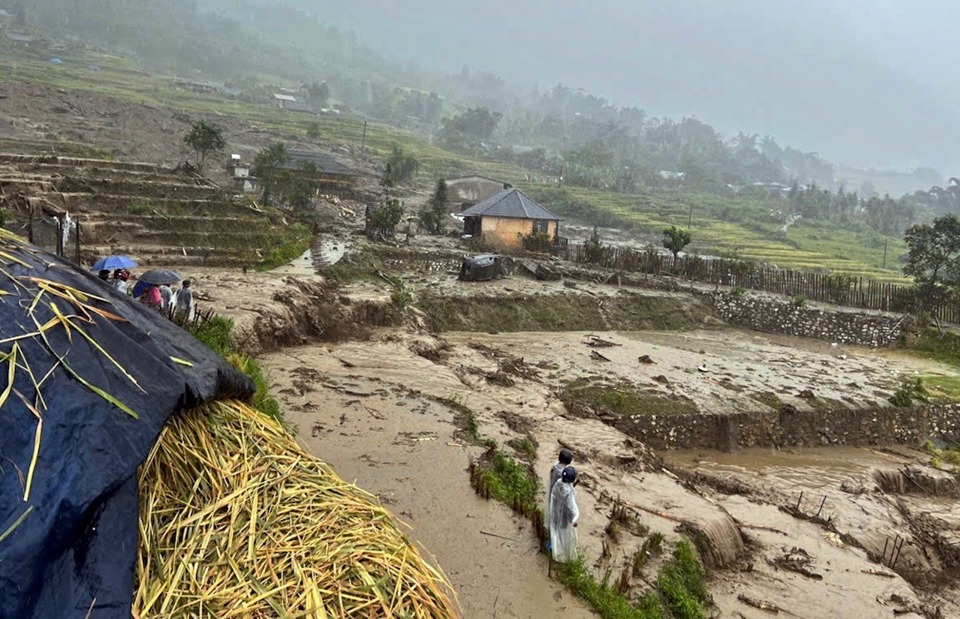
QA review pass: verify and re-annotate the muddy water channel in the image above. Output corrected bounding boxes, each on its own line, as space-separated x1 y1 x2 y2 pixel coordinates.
260 328 960 619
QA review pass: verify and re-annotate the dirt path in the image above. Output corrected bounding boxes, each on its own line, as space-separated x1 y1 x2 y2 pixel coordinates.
262 346 595 619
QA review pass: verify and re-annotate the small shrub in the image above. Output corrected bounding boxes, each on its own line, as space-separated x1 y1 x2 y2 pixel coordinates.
127 201 152 215
519 230 554 253
889 377 928 408
730 286 746 298
792 294 806 307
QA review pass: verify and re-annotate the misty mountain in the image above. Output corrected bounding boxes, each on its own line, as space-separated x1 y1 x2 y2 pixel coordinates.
291 0 960 174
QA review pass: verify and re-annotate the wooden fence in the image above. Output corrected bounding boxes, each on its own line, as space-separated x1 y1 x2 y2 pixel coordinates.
557 243 960 323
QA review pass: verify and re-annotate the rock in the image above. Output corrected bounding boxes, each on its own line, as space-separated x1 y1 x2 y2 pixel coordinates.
535 263 562 281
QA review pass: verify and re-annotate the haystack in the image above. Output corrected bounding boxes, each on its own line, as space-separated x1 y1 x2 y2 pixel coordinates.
0 230 457 618
136 400 457 618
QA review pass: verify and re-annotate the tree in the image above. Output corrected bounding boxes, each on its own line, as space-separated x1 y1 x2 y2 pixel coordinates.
367 165 405 238
306 122 322 140
419 180 448 235
903 215 960 308
183 120 225 174
662 225 692 259
384 145 420 185
306 81 330 106
252 143 289 206
584 226 606 264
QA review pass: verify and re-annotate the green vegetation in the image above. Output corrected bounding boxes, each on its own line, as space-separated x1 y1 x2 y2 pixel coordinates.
889 377 929 408
519 230 554 253
420 180 449 235
126 200 152 216
903 215 960 308
556 558 665 619
506 435 538 462
188 315 284 426
257 224 312 270
472 450 540 517
662 225 692 259
919 375 960 401
562 378 699 417
0 47 912 281
384 145 421 185
750 391 783 410
657 540 711 619
922 440 960 472
417 292 711 333
183 120 225 174
555 537 710 619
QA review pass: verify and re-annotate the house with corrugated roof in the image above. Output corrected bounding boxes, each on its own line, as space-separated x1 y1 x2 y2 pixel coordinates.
460 188 560 249
285 150 360 189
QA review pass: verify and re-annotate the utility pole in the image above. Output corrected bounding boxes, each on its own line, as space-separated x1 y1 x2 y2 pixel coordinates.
687 203 693 228
360 121 368 156
558 165 563 188
882 238 888 269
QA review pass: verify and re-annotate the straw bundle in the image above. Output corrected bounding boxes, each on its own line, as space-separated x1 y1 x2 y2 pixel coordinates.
135 400 459 618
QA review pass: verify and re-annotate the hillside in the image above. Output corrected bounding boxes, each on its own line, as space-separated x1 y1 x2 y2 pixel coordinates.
0 43 908 280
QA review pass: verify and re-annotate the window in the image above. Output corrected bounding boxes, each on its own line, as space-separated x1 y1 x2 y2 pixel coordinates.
533 219 550 234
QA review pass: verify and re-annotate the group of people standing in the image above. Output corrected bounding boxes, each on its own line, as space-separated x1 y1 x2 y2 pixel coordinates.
97 268 195 319
547 448 580 563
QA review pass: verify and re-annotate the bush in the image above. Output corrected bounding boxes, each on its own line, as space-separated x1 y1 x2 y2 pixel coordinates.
520 230 553 253
188 316 285 426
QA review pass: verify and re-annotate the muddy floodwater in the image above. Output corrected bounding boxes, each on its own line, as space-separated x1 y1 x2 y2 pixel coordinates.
260 327 960 619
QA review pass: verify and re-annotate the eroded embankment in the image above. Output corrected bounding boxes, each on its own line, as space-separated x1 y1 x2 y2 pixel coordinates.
416 290 718 333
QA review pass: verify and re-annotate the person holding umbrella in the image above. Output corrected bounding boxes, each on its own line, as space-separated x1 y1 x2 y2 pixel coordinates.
137 269 183 312
175 279 195 320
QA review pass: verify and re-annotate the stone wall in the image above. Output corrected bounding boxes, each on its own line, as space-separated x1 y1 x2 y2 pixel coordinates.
708 291 907 347
610 403 960 451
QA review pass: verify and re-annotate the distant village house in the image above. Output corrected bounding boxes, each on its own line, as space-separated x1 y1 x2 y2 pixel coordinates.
461 188 560 249
285 150 360 190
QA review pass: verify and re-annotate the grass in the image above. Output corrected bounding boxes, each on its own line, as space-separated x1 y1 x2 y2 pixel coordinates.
554 538 711 619
750 391 783 410
507 435 538 461
922 440 960 472
473 450 540 516
920 375 960 401
562 378 699 417
257 224 312 271
416 291 711 333
187 315 284 426
556 558 665 619
656 540 711 619
0 46 913 283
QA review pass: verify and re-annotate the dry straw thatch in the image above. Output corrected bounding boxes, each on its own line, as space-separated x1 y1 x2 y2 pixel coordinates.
135 400 459 618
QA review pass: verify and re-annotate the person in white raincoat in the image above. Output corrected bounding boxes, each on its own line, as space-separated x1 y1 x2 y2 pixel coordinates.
546 448 573 525
549 466 580 563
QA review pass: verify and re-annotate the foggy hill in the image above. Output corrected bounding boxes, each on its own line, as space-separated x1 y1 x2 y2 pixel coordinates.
293 0 960 174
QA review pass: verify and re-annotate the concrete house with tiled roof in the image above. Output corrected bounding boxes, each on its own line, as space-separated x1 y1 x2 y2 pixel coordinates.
460 188 560 249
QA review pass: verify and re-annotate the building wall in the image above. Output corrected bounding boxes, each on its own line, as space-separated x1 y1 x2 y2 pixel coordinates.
446 177 510 208
480 217 557 248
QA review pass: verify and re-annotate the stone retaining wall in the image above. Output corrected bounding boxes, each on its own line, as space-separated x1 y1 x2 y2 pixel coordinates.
707 291 907 347
613 403 960 451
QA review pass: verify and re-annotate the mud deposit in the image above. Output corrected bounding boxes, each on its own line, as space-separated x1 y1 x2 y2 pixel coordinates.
261 329 960 619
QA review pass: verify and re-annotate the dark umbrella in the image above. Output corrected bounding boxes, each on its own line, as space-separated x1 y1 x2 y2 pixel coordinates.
138 269 182 286
91 255 137 271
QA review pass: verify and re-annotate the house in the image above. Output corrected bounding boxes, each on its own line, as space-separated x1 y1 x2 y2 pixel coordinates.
226 154 250 179
283 100 316 115
285 150 360 189
273 93 297 109
460 188 560 249
445 175 513 210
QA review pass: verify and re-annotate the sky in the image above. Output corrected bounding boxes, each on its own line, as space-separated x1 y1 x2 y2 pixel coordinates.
296 0 959 172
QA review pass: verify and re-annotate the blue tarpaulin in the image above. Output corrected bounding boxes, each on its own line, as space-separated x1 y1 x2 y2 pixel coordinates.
0 235 253 618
